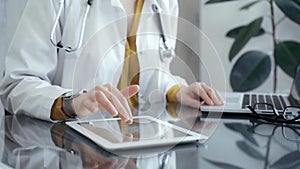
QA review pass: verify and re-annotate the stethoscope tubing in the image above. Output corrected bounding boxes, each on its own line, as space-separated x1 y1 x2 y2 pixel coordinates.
50 0 92 52
50 0 175 62
152 4 176 62
152 4 167 47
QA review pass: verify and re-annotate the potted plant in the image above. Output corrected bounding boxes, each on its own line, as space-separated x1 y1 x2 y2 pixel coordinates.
205 0 300 92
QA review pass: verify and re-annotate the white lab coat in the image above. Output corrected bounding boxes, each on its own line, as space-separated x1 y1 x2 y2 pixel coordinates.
0 0 187 121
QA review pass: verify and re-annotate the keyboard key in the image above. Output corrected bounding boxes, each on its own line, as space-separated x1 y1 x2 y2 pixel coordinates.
242 94 250 108
251 94 257 106
257 103 267 110
265 95 273 110
272 95 283 111
279 96 287 108
258 94 264 103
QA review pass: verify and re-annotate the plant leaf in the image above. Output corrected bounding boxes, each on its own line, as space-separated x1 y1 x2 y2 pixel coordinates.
270 151 300 169
226 26 265 39
240 129 259 147
230 51 271 92
224 123 246 132
275 41 300 77
224 123 259 146
236 141 265 160
229 17 263 61
275 0 300 25
204 158 244 169
205 0 239 5
240 0 262 10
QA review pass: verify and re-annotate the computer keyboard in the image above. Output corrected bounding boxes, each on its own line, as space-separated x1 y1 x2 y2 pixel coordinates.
241 94 287 111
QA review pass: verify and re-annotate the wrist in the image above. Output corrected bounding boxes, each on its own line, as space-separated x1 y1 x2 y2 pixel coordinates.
51 95 71 120
62 89 87 118
167 85 184 103
175 85 187 103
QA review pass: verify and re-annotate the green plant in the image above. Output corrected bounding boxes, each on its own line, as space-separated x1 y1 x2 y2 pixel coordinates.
206 0 300 92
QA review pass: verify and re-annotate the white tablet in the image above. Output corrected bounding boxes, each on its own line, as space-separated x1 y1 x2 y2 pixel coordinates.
66 116 207 151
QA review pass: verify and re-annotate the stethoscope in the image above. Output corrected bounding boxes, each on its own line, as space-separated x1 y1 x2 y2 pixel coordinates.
50 0 176 62
50 0 94 52
152 4 176 62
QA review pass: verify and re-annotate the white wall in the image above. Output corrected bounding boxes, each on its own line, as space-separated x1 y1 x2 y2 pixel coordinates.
200 0 300 93
172 0 201 84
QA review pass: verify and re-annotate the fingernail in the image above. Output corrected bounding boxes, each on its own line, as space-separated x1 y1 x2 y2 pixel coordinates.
218 100 223 105
112 110 118 117
127 119 133 124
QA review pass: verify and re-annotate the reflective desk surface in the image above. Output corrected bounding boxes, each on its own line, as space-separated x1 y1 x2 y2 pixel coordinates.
1 104 300 169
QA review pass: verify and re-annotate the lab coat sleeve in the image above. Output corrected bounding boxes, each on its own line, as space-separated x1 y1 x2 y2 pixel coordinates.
0 0 70 121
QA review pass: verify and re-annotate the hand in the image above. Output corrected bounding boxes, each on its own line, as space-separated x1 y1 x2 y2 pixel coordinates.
176 82 224 109
72 84 139 124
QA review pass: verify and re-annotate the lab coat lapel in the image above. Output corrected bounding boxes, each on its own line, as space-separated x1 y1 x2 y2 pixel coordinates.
137 0 161 53
110 0 123 9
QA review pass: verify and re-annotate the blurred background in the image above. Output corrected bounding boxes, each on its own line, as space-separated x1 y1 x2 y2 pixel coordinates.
1 0 300 102
175 0 300 93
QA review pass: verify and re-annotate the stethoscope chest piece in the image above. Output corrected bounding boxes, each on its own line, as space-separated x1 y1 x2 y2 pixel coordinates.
159 38 175 62
152 4 176 62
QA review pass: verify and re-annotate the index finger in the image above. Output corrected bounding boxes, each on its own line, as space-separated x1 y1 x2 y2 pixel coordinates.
192 83 214 105
201 84 224 105
105 85 133 124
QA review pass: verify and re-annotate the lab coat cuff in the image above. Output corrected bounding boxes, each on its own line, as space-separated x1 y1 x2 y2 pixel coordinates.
47 89 72 122
166 85 185 103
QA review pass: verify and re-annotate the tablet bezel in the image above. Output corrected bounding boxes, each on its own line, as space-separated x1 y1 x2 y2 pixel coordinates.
66 116 207 151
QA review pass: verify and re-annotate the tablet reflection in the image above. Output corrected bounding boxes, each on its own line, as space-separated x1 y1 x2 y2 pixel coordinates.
51 123 134 169
51 123 190 169
166 103 219 139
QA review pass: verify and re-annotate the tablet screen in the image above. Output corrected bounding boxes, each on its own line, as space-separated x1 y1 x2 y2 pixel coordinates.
77 117 192 144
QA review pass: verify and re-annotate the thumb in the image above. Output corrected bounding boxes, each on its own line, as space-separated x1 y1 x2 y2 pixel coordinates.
121 85 139 98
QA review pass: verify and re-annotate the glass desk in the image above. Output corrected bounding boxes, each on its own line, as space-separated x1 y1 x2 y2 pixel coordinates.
0 104 300 169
